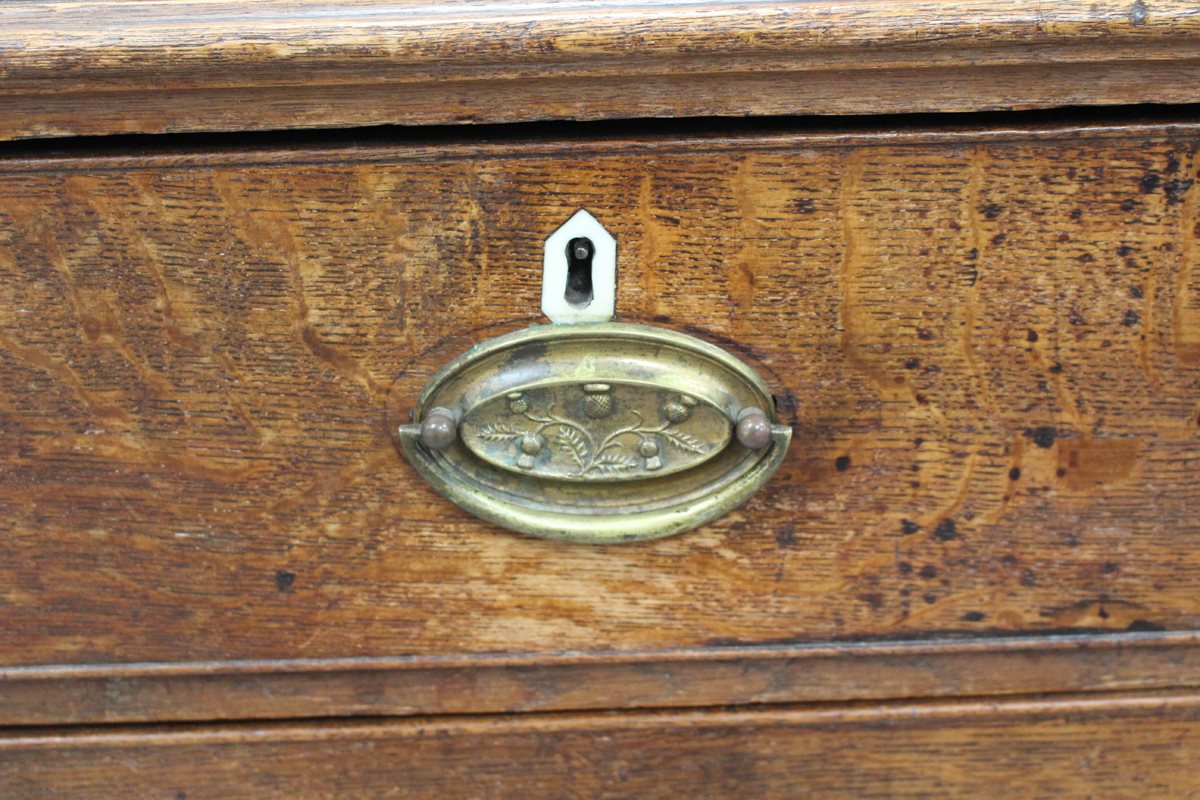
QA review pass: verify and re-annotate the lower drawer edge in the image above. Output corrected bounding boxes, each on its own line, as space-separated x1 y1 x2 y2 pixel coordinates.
3 689 1197 799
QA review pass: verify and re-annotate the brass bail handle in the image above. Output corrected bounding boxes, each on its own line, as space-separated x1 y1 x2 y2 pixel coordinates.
396 323 791 544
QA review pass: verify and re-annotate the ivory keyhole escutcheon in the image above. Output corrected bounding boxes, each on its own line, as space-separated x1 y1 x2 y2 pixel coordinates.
540 209 616 324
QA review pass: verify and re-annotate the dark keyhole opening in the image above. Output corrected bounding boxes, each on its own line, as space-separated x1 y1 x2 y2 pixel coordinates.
565 237 594 309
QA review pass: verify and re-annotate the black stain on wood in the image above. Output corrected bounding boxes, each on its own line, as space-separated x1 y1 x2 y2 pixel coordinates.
274 570 296 592
933 519 958 541
901 519 920 536
1026 426 1057 448
774 524 797 549
1165 178 1194 205
1009 467 1021 481
835 455 851 472
1127 619 1166 632
962 611 986 622
1123 309 1141 327
859 593 885 610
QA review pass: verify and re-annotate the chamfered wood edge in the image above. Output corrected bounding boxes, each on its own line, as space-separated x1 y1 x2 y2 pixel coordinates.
6 0 1199 91
2 60 1199 141
1 0 1200 138
2 633 1198 726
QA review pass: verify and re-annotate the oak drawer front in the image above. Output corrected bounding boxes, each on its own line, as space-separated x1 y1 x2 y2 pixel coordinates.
2 120 1199 719
4 691 1200 799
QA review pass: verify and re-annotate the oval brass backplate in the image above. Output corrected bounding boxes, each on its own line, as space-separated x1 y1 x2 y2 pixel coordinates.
397 323 791 543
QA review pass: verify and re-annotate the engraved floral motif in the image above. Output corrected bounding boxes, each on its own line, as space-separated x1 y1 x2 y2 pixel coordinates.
476 386 710 477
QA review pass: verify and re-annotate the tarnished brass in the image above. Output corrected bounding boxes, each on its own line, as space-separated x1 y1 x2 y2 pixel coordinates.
397 323 791 543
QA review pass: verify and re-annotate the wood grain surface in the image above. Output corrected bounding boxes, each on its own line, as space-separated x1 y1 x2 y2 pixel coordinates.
4 690 1200 798
2 119 1200 690
2 0 1200 138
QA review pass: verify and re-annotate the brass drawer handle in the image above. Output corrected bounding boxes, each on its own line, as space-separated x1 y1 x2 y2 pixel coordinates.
397 323 790 543
417 402 773 454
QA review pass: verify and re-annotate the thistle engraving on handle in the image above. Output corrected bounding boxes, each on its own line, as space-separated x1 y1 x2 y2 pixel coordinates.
475 384 711 478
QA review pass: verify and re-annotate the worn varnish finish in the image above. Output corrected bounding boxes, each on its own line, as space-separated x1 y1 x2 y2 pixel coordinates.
4 691 1200 798
2 121 1200 708
2 0 1200 138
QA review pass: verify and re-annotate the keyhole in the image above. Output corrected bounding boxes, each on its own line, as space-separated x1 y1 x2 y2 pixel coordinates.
565 237 594 308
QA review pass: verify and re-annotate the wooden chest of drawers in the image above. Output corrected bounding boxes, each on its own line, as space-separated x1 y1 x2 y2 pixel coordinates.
3 1 1200 796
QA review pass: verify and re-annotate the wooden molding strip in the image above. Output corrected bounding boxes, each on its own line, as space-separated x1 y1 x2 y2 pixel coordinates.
2 632 1199 725
3 689 1200 796
1 0 1199 138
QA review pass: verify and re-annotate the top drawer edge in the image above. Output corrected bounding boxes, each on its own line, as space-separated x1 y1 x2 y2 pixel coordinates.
1 0 1200 140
